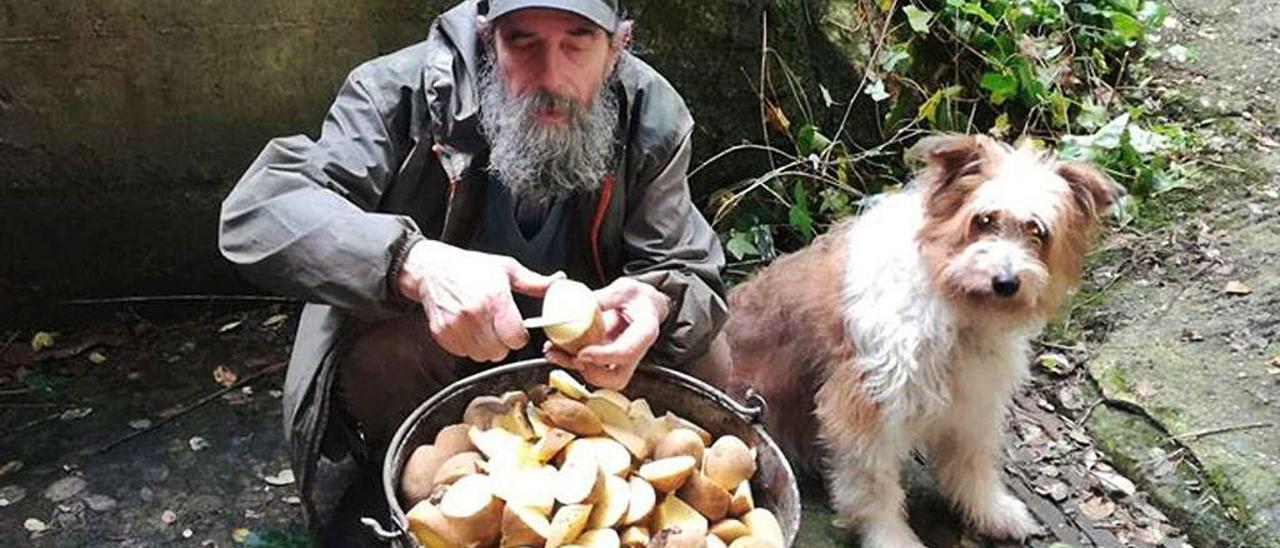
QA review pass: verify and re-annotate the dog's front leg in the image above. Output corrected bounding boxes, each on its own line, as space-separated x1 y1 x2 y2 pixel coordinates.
823 429 925 548
925 396 1040 541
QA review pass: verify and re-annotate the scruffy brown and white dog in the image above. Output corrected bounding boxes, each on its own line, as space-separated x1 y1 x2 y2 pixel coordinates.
725 134 1120 547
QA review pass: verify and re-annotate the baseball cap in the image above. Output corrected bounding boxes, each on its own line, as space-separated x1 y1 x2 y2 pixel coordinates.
484 0 621 32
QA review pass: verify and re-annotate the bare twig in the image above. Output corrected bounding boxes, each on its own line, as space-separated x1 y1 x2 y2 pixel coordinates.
64 295 298 305
0 387 33 396
85 361 287 457
0 331 19 359
1171 422 1274 442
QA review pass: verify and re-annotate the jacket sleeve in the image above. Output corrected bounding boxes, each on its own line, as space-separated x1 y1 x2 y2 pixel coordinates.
623 131 729 367
218 65 422 320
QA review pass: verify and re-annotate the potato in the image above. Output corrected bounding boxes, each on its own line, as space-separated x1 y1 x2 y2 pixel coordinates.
527 402 555 438
431 451 484 487
638 455 697 493
620 526 650 548
533 427 576 463
406 500 457 548
556 458 602 505
549 369 592 400
542 280 606 353
562 437 633 477
729 481 754 517
706 534 729 548
502 504 551 546
653 495 709 541
654 428 706 466
728 536 775 548
464 395 509 428
400 445 450 505
587 474 631 529
495 464 557 515
575 528 622 548
740 509 784 548
661 412 713 446
542 396 605 436
709 519 750 543
588 392 651 460
677 472 731 521
547 504 594 548
438 474 503 546
434 423 476 455
623 476 656 526
703 436 756 491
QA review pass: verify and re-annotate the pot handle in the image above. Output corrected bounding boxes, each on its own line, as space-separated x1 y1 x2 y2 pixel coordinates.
361 516 404 544
646 364 768 425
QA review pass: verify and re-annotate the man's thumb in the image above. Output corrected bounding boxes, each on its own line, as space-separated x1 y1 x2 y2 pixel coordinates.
508 264 565 297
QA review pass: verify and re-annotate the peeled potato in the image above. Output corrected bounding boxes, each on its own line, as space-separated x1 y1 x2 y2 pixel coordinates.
542 396 605 436
527 402 555 438
661 412 713 446
653 495 709 541
703 436 757 491
587 474 631 529
439 474 503 546
728 536 776 548
677 472 731 522
502 504 552 546
547 504 595 548
549 369 592 400
406 500 457 548
431 451 484 486
496 464 557 516
624 476 656 526
400 445 450 505
710 519 751 543
654 428 706 466
576 528 622 548
562 437 633 477
556 458 602 505
729 481 755 517
639 455 697 493
435 423 476 455
620 526 650 548
533 427 576 463
706 534 729 548
542 280 605 353
741 509 784 548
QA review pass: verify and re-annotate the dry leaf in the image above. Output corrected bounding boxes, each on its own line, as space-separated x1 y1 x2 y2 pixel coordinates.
263 469 295 486
218 320 243 333
30 332 55 353
162 510 177 524
1224 280 1253 295
1079 495 1116 520
262 314 288 327
88 351 107 365
188 437 210 452
1094 469 1137 497
59 407 93 421
232 528 252 543
129 419 152 430
0 460 22 479
23 517 48 533
212 365 238 388
282 496 301 505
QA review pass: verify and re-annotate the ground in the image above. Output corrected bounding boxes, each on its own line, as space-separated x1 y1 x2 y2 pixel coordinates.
1 1 1277 547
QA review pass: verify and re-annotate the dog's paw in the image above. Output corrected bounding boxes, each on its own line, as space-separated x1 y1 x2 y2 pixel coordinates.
970 492 1042 540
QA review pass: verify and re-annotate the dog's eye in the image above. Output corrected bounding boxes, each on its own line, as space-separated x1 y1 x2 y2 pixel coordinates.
973 213 997 231
1027 221 1048 241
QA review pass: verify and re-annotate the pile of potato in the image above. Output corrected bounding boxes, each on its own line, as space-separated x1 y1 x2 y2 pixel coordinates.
400 369 785 548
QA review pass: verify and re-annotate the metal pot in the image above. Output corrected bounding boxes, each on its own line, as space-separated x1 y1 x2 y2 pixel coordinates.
364 358 801 546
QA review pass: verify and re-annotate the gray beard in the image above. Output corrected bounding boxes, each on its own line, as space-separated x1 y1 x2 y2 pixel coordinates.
478 57 621 204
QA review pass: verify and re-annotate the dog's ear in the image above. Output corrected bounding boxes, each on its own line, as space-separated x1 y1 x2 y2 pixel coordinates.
1057 161 1125 219
909 134 998 189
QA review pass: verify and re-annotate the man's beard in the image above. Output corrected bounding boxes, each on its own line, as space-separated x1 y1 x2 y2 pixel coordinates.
478 58 621 204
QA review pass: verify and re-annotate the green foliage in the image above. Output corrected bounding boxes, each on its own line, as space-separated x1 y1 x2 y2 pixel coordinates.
708 0 1192 271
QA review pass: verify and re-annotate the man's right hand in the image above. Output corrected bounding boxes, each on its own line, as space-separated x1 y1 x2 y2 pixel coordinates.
396 240 563 362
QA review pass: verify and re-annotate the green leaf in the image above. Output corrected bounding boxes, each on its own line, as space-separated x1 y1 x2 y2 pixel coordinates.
878 45 912 73
820 188 854 218
796 124 833 156
958 2 998 25
1166 44 1193 63
30 331 55 353
864 76 891 102
725 230 759 261
1137 1 1167 27
1077 99 1110 130
1049 92 1070 128
1106 11 1145 45
1012 58 1047 103
904 6 935 33
979 72 1018 104
990 112 1011 138
918 86 963 126
789 183 815 242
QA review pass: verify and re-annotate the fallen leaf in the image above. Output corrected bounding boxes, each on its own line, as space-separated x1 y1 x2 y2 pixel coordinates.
44 476 87 502
129 419 152 430
232 528 252 543
84 494 118 512
1079 495 1116 521
1058 385 1087 411
30 332 55 353
0 460 22 479
59 407 93 421
87 351 107 365
162 509 177 524
282 496 301 505
269 390 283 399
1094 469 1137 497
1224 280 1253 295
212 365 238 388
218 320 243 334
188 437 210 452
262 314 288 327
263 469 295 486
0 485 28 506
23 517 49 533
1035 353 1074 375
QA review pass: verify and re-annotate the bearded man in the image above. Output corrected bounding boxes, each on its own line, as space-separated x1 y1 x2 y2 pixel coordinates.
217 0 728 543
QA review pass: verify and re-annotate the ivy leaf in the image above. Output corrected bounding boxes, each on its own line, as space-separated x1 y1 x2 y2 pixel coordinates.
725 230 759 261
864 76 891 102
904 6 935 34
918 86 963 127
878 45 912 73
1077 99 1110 130
789 183 815 242
796 124 833 157
1106 11 1145 46
958 1 998 25
989 112 1011 138
979 72 1018 104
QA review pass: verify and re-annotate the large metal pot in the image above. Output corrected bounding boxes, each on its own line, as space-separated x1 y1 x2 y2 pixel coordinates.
365 359 801 546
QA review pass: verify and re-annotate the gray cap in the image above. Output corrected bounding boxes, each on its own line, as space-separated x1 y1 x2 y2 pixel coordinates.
485 0 620 31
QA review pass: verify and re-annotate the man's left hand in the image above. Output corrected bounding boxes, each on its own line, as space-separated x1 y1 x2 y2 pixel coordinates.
543 277 670 390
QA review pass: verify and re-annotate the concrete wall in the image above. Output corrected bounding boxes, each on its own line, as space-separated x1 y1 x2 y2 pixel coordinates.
0 0 854 318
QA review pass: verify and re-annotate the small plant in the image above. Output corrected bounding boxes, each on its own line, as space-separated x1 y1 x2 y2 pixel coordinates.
706 0 1191 275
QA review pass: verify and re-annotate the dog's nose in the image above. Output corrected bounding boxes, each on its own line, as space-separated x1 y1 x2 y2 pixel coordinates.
991 274 1021 297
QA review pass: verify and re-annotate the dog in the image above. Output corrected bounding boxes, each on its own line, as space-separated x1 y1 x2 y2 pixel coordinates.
724 134 1120 547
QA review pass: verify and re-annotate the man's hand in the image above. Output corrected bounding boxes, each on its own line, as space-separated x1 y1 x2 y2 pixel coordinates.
544 277 671 390
397 240 562 362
